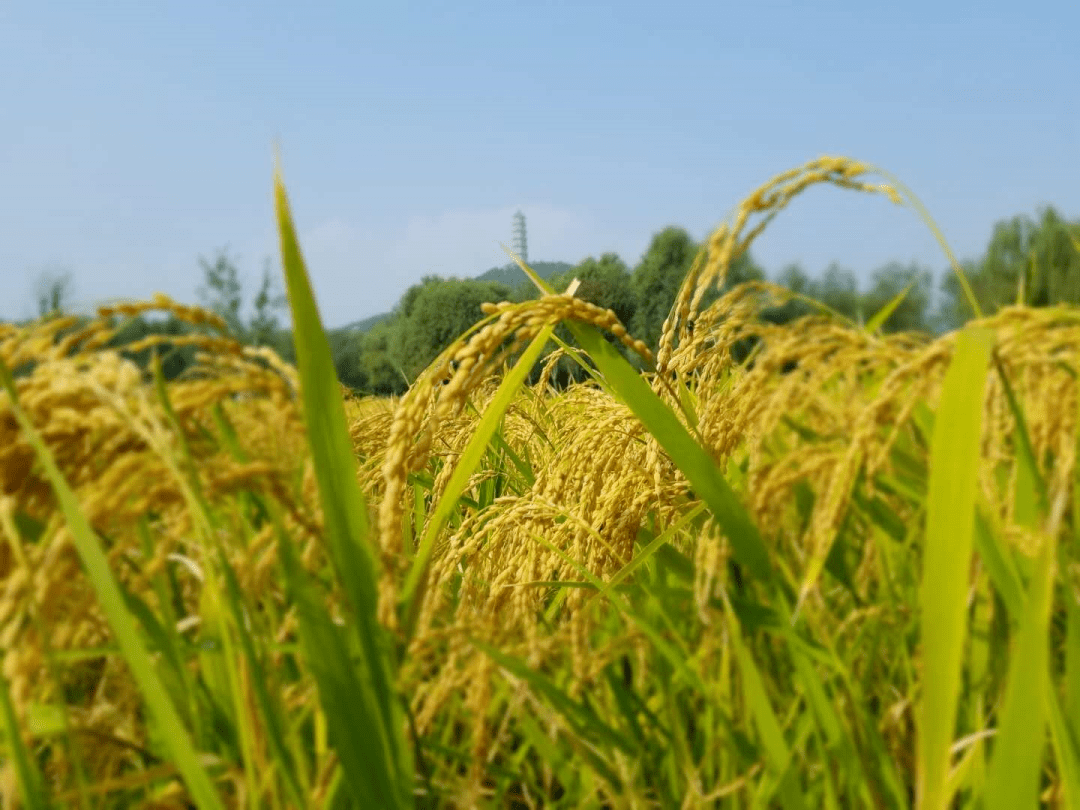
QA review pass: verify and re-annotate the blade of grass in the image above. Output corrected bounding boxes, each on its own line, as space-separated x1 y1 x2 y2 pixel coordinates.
863 279 916 335
992 350 1048 514
1068 584 1080 753
0 670 51 810
213 541 307 808
972 501 1024 621
971 497 1080 805
509 704 578 795
1046 684 1080 808
915 326 994 810
0 359 224 810
718 588 806 810
976 352 1055 808
472 641 631 789
984 532 1053 810
981 363 1053 808
1069 379 1080 747
273 162 411 807
275 520 405 807
599 503 707 598
529 529 708 694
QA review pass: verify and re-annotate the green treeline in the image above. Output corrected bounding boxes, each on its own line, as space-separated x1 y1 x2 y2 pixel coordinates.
16 205 1080 396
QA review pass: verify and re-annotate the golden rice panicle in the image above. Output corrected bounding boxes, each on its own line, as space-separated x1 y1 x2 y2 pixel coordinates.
654 243 709 374
0 303 321 800
0 296 240 369
536 346 572 391
971 306 1080 548
1 314 86 371
656 156 903 376
377 293 654 622
399 379 685 732
670 296 1080 614
97 292 231 334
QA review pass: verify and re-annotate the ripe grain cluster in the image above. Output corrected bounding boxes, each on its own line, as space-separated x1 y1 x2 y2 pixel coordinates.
1 157 1077 808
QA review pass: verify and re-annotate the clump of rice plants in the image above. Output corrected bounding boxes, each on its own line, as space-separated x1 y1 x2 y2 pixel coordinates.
1 156 1078 808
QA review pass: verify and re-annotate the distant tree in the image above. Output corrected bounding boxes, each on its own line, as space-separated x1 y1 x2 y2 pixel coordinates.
196 249 290 352
810 263 863 324
361 321 407 396
631 227 764 352
631 228 701 351
197 248 244 336
249 258 288 347
930 258 978 334
938 206 1080 329
988 207 1080 307
542 253 638 384
861 261 932 333
34 268 74 317
776 263 811 297
764 260 930 334
328 327 368 393
391 277 511 381
475 260 573 290
396 275 443 321
761 263 815 324
552 252 637 327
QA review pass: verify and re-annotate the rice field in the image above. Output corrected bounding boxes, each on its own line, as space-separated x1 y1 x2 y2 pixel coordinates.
1 156 1078 808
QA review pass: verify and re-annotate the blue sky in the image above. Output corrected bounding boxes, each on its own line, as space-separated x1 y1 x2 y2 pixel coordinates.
2 1 1077 328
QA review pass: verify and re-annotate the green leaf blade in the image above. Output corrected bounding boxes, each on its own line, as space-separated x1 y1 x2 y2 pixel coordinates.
273 165 412 807
984 537 1053 810
567 322 772 582
915 326 995 810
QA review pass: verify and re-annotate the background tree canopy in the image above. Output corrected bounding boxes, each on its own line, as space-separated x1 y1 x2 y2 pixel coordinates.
938 206 1080 328
14 205 1080 395
390 276 513 381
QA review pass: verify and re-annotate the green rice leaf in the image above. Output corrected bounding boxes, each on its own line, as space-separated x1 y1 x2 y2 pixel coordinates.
982 358 1052 808
993 350 1049 516
915 326 994 810
276 524 407 807
570 324 772 582
599 503 707 598
863 279 916 334
214 542 307 808
1069 380 1080 747
984 534 1053 810
1046 685 1080 809
719 589 805 810
0 670 50 810
529 529 709 694
273 164 411 806
972 501 1024 621
473 641 634 769
1067 585 1080 754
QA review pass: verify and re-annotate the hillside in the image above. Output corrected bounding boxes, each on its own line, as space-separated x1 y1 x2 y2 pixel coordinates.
473 260 573 288
338 310 394 333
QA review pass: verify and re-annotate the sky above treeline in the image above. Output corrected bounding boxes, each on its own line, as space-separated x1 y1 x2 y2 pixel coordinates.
2 1 1077 328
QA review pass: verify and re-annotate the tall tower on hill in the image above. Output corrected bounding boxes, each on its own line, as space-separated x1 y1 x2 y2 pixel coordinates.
511 210 528 263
